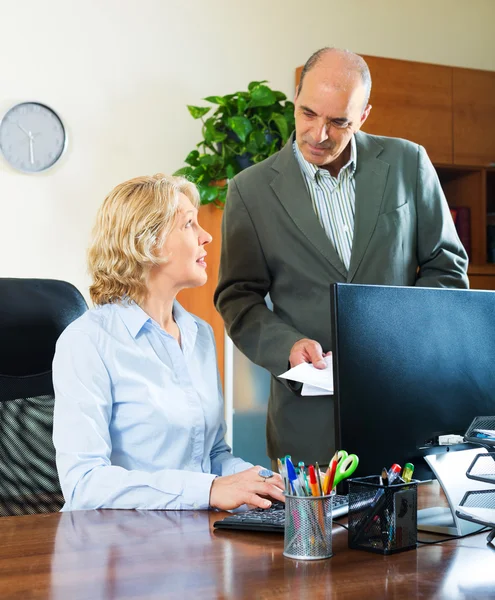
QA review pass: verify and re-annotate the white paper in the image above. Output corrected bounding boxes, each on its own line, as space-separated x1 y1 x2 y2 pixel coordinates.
279 355 333 396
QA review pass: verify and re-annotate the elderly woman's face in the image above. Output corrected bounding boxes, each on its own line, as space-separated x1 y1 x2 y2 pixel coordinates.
155 193 212 291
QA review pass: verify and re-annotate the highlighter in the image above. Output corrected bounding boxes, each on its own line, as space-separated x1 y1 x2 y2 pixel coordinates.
402 462 414 483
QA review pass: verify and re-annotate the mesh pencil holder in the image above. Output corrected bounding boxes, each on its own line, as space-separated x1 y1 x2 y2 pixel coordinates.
283 494 333 560
347 475 418 555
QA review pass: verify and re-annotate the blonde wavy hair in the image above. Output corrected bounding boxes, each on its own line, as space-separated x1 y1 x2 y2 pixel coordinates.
88 173 200 306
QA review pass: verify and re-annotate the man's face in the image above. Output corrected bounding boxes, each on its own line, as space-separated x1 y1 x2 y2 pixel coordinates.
294 66 371 168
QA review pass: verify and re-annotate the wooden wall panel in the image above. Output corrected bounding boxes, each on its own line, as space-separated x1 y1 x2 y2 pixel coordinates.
360 56 453 164
296 56 454 164
453 68 495 166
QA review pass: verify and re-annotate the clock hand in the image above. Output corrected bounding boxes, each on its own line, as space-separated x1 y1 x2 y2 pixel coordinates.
29 137 35 164
16 122 31 138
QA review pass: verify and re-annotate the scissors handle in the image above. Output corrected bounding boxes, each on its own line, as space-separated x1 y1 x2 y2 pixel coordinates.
334 454 359 487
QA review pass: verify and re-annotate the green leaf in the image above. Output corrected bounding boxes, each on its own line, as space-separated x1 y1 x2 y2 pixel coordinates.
245 130 266 155
204 118 228 144
249 85 276 108
226 164 236 179
187 105 210 119
204 96 226 105
173 166 193 177
198 153 219 167
227 116 253 142
192 166 207 180
237 95 248 115
185 150 200 166
198 184 220 204
248 80 268 91
270 113 289 143
274 91 287 101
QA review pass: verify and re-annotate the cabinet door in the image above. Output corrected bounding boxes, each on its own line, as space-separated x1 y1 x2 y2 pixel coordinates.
453 68 495 166
359 56 453 164
177 204 225 383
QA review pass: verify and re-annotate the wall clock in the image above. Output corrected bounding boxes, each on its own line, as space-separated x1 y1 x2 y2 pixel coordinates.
0 102 67 173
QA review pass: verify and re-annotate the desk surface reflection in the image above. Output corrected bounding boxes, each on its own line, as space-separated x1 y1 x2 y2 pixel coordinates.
0 482 493 600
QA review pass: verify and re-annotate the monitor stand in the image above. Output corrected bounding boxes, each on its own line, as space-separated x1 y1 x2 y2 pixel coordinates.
417 447 488 536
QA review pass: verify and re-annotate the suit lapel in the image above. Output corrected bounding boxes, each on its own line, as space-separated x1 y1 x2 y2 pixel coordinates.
347 132 390 282
269 136 347 277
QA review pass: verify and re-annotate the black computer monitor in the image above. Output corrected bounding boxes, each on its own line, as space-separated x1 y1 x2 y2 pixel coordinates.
331 283 495 481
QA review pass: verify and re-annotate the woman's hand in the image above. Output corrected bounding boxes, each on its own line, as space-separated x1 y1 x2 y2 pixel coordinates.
209 466 285 511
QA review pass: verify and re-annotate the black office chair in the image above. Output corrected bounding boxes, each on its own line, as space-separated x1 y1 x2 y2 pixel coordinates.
0 278 87 515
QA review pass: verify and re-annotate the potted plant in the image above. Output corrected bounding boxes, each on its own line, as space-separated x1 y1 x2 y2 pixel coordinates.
174 81 295 206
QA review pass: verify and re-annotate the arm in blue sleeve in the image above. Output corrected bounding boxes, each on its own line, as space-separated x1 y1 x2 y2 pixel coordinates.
52 328 216 511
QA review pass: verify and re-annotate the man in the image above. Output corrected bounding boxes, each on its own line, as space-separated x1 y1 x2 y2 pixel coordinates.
214 48 468 468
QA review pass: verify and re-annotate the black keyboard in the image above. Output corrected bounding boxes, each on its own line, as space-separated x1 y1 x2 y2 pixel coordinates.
213 494 349 533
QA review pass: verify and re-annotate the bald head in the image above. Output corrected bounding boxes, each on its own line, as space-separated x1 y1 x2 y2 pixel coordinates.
298 48 372 109
293 47 372 172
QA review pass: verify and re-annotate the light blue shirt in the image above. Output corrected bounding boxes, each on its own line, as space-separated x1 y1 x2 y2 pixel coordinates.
52 300 252 511
294 136 357 271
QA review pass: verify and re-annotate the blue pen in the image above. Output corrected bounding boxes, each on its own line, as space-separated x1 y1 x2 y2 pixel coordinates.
286 457 303 496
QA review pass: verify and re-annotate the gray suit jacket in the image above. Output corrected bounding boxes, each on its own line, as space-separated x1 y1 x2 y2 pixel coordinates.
215 131 468 464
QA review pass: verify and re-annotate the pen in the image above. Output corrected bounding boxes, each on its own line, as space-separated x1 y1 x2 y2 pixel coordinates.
322 460 332 495
308 465 319 496
381 467 389 486
297 462 307 494
315 462 324 496
388 464 402 485
277 458 288 493
286 457 303 496
402 462 414 483
326 453 339 493
298 461 311 496
302 468 311 496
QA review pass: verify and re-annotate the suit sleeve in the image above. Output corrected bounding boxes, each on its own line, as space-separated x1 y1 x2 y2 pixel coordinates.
214 178 305 379
415 145 469 288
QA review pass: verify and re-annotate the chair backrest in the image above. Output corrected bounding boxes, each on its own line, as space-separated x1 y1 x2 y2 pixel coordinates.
0 278 87 515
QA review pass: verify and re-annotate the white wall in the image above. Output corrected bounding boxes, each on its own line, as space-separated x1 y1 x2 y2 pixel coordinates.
1 0 494 300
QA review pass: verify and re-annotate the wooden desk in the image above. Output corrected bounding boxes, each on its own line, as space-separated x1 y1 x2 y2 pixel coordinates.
0 482 493 600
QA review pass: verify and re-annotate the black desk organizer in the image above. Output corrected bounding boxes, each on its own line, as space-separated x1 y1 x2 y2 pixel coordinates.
456 416 495 545
347 475 418 555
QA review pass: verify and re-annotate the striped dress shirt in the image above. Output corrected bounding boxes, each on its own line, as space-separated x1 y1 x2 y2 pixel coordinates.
293 136 357 271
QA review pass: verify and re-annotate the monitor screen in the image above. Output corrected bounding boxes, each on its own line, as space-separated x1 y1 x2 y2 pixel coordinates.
331 283 495 481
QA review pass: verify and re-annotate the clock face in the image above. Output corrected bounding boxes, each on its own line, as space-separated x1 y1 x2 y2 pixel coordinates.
0 102 66 173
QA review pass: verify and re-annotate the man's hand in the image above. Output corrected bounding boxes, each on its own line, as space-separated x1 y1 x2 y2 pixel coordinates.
209 466 285 511
289 338 331 370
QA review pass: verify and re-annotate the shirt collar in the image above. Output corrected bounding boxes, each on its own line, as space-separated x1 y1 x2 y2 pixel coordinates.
117 300 151 338
293 135 357 180
116 299 198 340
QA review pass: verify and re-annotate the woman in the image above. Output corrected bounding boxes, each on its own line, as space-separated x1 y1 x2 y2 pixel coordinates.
53 174 284 511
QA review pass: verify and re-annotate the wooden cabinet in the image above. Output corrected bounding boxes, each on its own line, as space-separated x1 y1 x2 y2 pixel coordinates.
296 56 495 290
436 167 485 265
360 56 453 164
453 68 495 166
177 204 225 383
